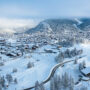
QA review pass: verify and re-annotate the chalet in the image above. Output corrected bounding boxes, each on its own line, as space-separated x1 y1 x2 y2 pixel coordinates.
0 50 6 54
44 49 55 53
31 45 38 50
24 45 29 49
81 67 90 77
43 41 48 45
57 45 62 49
0 39 6 46
6 53 17 57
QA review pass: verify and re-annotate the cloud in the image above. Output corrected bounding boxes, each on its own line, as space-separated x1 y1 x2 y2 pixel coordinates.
0 18 41 34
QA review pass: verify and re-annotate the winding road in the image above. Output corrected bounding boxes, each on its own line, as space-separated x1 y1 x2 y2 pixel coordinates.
24 55 86 90
24 60 74 90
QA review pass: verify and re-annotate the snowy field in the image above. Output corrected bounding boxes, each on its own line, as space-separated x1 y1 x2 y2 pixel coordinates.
0 43 90 90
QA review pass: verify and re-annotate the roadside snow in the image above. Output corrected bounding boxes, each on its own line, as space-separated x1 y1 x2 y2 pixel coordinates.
0 43 90 90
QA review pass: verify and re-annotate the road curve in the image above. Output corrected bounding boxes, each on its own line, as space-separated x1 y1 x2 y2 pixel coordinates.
81 78 90 81
24 60 74 90
24 55 86 90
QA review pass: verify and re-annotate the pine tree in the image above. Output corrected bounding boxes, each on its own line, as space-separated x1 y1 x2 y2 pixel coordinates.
50 78 55 90
55 52 64 63
0 76 5 88
69 76 74 90
82 61 86 68
6 74 13 84
27 62 34 69
63 72 69 88
0 84 2 90
35 81 40 90
74 58 78 64
35 81 45 90
80 86 87 90
39 83 45 90
14 78 17 84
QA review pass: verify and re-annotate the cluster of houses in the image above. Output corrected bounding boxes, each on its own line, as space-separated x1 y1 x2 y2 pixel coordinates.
0 29 90 59
0 37 40 58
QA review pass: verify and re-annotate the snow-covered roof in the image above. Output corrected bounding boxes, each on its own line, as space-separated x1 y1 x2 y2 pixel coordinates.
82 67 90 74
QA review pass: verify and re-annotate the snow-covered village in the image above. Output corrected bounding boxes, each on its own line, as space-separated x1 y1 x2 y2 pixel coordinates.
0 0 90 90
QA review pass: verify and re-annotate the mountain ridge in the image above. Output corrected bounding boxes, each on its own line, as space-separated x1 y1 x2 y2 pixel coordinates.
25 18 90 33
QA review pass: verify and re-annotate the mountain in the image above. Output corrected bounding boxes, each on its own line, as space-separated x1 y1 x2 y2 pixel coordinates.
25 19 80 33
25 18 90 33
78 18 90 31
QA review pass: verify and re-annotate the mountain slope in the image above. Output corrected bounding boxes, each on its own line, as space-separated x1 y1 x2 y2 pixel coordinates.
25 18 90 33
78 18 90 31
25 19 79 33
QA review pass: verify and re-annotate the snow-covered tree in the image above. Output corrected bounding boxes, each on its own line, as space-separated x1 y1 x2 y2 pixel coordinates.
74 58 78 64
12 68 17 73
6 74 13 84
27 62 34 69
0 84 2 90
55 52 64 63
35 81 45 90
50 73 74 90
79 61 86 70
80 86 87 90
0 76 5 88
62 72 69 88
14 78 18 84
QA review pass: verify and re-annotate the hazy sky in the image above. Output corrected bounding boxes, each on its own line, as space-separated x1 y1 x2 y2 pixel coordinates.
0 0 90 18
